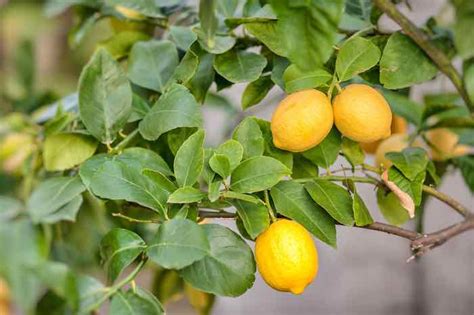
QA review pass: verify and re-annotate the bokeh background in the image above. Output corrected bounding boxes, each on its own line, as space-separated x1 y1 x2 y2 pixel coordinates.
0 0 472 314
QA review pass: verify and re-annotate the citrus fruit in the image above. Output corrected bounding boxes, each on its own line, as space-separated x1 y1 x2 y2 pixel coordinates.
360 115 408 154
255 219 318 294
333 84 392 143
374 134 423 167
271 89 333 152
426 128 470 161
0 133 35 175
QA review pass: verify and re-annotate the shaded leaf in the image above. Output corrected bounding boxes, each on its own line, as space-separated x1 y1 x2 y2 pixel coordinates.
174 129 205 187
242 75 274 109
232 117 264 159
109 287 164 315
376 188 410 226
214 50 267 83
231 199 270 239
302 128 342 169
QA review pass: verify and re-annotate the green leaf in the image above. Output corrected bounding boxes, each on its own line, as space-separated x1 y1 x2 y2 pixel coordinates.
291 154 319 179
128 40 179 92
376 188 410 226
245 21 286 56
215 139 243 171
187 44 215 103
269 0 344 70
78 48 132 144
109 287 164 315
283 65 332 93
270 181 336 247
341 137 364 167
230 156 291 193
165 49 199 89
43 133 98 171
454 155 474 193
271 56 290 89
380 32 437 89
27 176 85 224
305 180 354 226
221 191 261 204
464 59 474 103
232 117 264 159
302 128 342 169
179 224 255 297
100 228 146 283
199 0 218 49
352 191 373 226
139 84 203 140
152 268 183 304
256 118 294 170
174 129 205 187
345 0 372 21
214 50 267 83
231 199 270 239
381 89 423 126
195 28 236 54
169 26 197 51
209 154 231 179
0 196 22 221
386 147 428 181
77 275 106 314
107 0 163 18
453 1 474 59
39 194 83 224
129 94 150 122
98 31 150 60
168 187 206 203
242 75 274 109
217 0 239 17
148 218 210 269
336 36 381 81
387 167 424 206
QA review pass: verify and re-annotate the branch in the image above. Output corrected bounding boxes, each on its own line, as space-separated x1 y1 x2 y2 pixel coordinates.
421 185 472 218
373 0 473 112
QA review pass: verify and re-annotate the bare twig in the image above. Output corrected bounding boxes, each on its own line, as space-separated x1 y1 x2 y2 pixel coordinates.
373 0 473 111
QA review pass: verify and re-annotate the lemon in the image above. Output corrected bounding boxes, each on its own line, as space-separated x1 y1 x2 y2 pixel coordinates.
333 84 392 143
361 115 408 154
271 89 333 152
255 219 318 294
374 134 423 167
0 133 35 175
426 128 470 161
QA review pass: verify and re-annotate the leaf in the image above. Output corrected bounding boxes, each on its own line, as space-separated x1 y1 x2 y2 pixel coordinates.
380 32 438 89
43 133 98 171
209 154 231 179
148 218 209 269
270 181 336 247
214 50 267 83
199 0 218 49
269 0 344 70
0 196 22 221
106 0 163 18
376 188 410 226
381 170 415 218
187 44 215 103
231 199 270 239
336 36 381 81
169 26 197 51
302 128 342 169
167 187 206 204
179 224 256 297
256 118 294 170
100 228 146 283
245 21 286 56
195 31 236 54
174 129 205 187
345 0 372 21
152 268 183 304
385 147 428 181
232 117 264 159
221 191 260 204
27 176 85 224
381 89 423 126
128 94 150 122
184 283 215 315
98 31 150 60
128 40 179 92
215 139 243 170
271 56 290 89
165 49 199 89
78 48 132 144
77 275 107 314
39 194 83 224
109 287 164 315
242 75 274 110
341 137 364 167
305 180 354 226
139 84 203 140
352 191 373 226
283 65 332 93
453 1 474 59
291 154 319 179
454 155 474 193
230 156 291 193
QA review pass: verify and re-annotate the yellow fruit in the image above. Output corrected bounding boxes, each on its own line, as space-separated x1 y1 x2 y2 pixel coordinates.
426 128 470 161
374 134 423 168
0 133 35 175
271 89 333 152
0 278 10 315
115 5 144 20
333 84 392 143
255 219 318 294
360 115 408 154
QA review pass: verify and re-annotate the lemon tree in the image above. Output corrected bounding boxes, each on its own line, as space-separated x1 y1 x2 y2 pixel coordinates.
0 0 473 314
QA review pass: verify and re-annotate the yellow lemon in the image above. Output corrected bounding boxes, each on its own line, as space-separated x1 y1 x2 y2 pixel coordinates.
255 219 318 294
271 89 333 152
361 115 408 154
374 134 423 168
333 84 392 143
425 128 470 161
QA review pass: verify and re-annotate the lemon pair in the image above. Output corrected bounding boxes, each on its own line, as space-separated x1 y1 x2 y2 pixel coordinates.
271 84 392 152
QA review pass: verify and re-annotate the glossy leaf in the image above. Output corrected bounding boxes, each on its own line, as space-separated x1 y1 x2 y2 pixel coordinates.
215 139 243 170
174 129 205 187
341 137 364 167
169 26 197 51
214 50 267 83
179 224 256 297
77 275 106 314
242 75 274 109
187 44 215 103
302 128 342 169
209 153 231 179
109 287 164 315
199 0 218 50
352 191 374 226
270 181 336 247
167 187 207 204
232 117 264 159
148 219 209 269
283 65 331 93
381 89 423 126
376 188 410 226
231 199 270 239
336 36 380 81
386 147 429 181
0 196 22 221
39 194 83 224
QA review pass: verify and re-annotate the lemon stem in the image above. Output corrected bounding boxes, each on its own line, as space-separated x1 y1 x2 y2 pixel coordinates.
264 190 277 223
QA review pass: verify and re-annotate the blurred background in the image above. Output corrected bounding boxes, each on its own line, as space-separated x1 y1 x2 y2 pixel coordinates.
0 0 472 314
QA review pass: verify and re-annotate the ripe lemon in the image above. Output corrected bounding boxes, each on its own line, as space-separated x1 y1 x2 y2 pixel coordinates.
361 115 408 154
255 219 318 294
333 84 392 143
425 128 470 161
374 134 423 167
271 89 333 152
